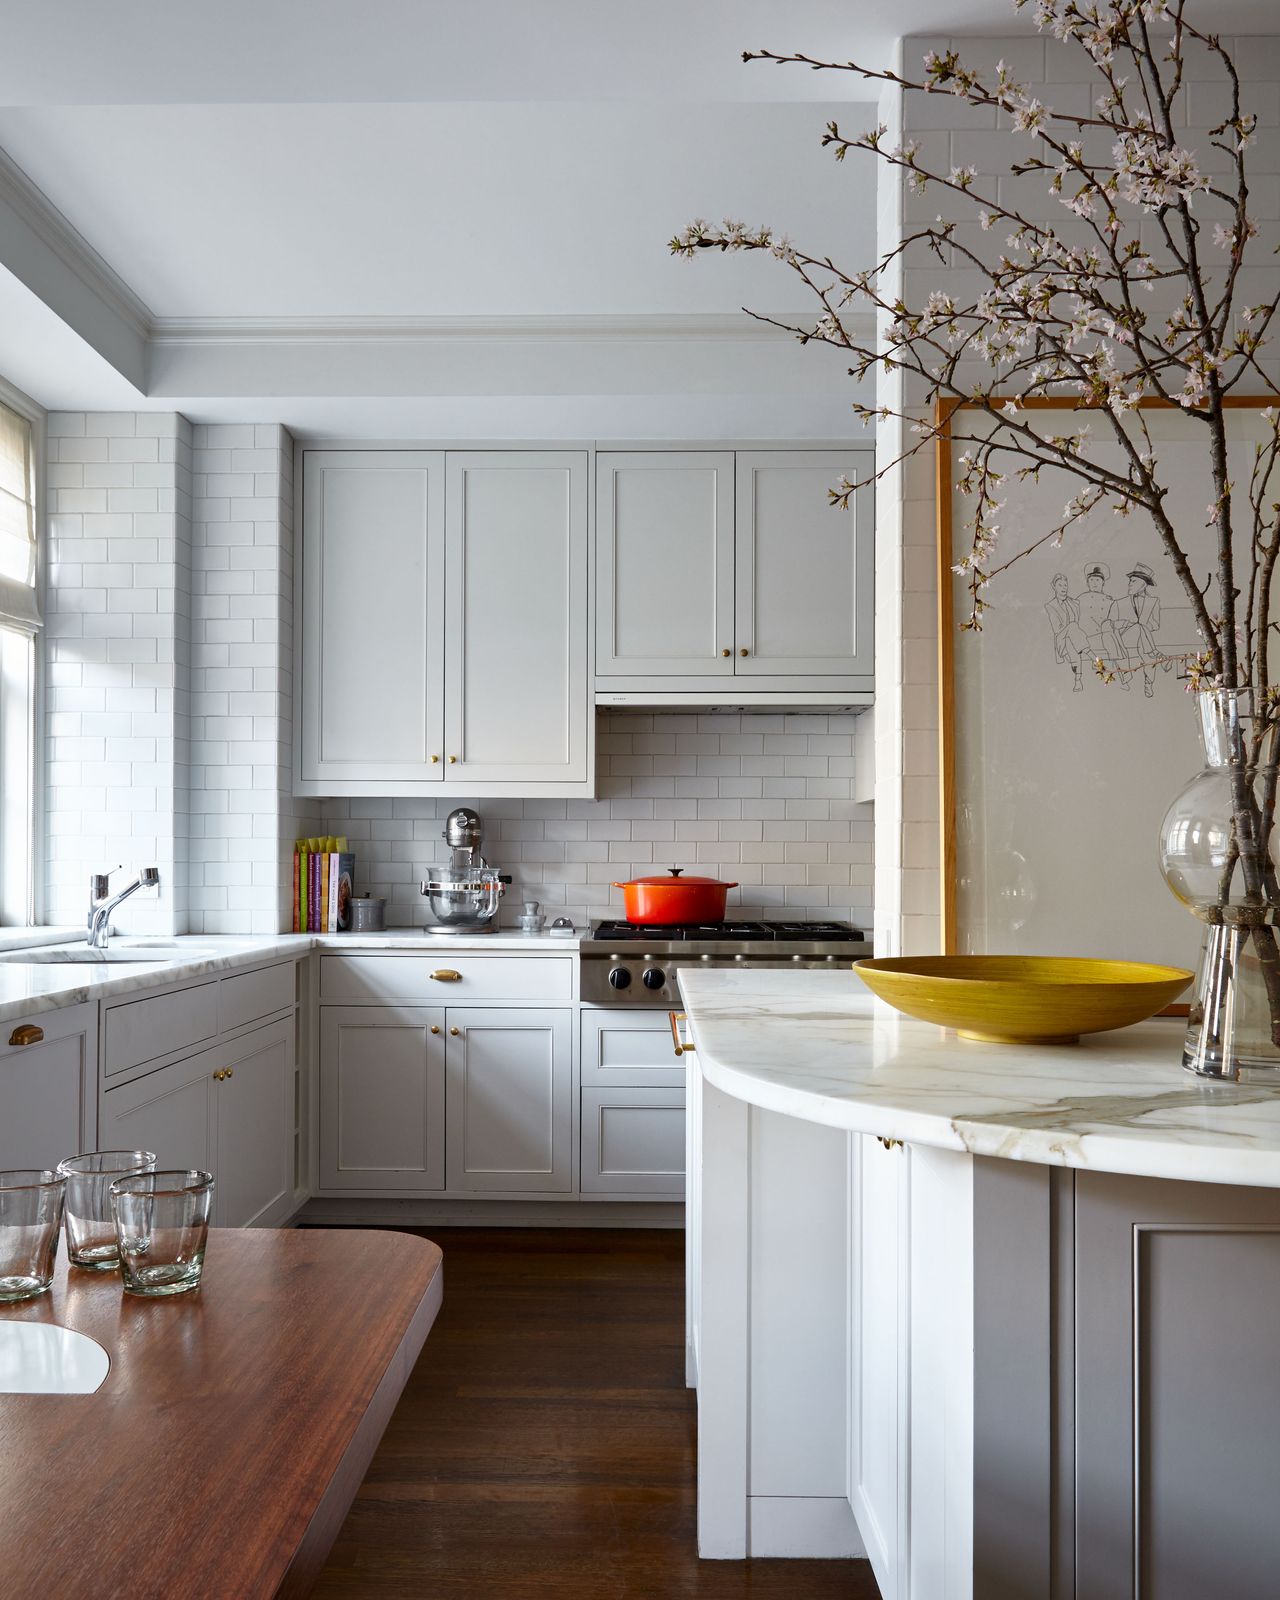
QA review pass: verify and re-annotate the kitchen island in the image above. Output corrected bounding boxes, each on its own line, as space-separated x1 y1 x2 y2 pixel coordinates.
680 968 1280 1600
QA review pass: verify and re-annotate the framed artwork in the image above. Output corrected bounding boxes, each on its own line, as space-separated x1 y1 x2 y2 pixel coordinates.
936 397 1276 969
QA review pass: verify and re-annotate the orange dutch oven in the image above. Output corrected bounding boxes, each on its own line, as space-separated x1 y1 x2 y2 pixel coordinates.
611 867 739 925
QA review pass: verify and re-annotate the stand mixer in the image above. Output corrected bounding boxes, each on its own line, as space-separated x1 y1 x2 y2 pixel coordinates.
420 808 511 934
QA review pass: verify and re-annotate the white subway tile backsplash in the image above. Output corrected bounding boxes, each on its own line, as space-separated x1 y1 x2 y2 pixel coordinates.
312 710 872 932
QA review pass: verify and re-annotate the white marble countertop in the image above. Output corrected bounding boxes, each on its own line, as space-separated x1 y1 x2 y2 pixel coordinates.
678 968 1280 1189
0 927 582 1026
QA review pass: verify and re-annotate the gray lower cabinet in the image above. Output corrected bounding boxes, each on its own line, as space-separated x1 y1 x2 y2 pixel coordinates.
580 1087 685 1196
0 1002 97 1170
99 1015 295 1229
1072 1171 1280 1600
445 1008 572 1193
580 1009 685 1197
318 1005 446 1192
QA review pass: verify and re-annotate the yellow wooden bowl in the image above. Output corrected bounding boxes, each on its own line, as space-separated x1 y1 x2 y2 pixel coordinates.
852 955 1193 1045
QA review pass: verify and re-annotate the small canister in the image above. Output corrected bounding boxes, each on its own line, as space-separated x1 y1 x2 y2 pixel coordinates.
349 894 386 933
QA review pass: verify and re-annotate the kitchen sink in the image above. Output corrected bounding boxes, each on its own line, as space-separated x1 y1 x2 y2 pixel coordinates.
0 942 215 965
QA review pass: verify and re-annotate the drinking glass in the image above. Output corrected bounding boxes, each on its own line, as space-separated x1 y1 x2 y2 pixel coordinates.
0 1170 66 1301
110 1170 214 1297
57 1150 156 1270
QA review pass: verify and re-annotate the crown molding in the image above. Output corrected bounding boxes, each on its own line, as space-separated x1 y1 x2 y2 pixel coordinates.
0 147 152 341
147 311 870 347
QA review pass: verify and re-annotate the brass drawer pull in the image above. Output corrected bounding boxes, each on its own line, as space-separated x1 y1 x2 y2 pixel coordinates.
431 969 463 983
8 1023 44 1047
877 1136 903 1152
668 1011 694 1057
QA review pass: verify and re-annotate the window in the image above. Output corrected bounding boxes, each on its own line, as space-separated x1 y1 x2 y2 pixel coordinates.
0 393 39 925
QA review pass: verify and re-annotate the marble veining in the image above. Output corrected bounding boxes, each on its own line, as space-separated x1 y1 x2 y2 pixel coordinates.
678 968 1280 1188
0 927 581 1026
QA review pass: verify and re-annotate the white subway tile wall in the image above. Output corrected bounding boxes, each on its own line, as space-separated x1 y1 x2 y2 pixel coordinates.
189 423 303 935
43 413 192 934
316 711 873 931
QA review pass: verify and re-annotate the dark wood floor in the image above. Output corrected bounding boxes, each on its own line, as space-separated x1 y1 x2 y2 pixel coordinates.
313 1227 880 1599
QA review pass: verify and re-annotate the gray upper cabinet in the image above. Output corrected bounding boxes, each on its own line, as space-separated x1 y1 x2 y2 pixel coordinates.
299 450 445 788
596 451 735 677
296 447 592 797
596 448 873 695
445 452 590 789
734 451 873 678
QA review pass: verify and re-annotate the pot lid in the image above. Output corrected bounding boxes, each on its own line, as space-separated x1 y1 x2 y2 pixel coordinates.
621 867 733 888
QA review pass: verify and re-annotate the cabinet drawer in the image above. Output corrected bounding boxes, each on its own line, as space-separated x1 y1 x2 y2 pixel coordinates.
580 1086 686 1196
581 1008 686 1087
319 954 574 1004
103 983 218 1079
220 962 294 1035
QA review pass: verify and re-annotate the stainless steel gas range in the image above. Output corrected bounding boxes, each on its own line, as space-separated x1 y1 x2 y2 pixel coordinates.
579 919 873 1008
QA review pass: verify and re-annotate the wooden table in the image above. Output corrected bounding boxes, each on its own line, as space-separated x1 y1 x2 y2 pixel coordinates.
0 1227 443 1599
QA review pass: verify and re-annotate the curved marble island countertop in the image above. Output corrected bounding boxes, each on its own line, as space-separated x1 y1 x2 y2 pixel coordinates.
678 967 1280 1188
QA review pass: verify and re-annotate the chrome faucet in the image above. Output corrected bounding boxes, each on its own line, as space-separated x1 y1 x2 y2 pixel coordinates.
87 866 160 949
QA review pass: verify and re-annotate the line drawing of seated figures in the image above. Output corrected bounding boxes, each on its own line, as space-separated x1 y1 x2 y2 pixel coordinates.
1045 572 1089 692
1108 561 1162 697
1072 561 1128 689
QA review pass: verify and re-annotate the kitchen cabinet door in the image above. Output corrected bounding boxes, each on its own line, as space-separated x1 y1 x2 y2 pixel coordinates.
444 452 589 788
211 1017 294 1229
318 1006 446 1192
848 1133 909 1600
580 1086 686 1196
596 452 735 677
734 450 873 678
0 1004 96 1171
100 1050 214 1176
445 1008 572 1193
299 449 445 788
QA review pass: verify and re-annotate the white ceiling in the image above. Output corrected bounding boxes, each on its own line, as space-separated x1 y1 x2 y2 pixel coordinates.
0 0 1277 429
4 1 1279 107
0 101 874 320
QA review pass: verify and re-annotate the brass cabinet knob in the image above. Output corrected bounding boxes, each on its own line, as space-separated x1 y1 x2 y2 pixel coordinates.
430 754 440 764
430 1025 441 1035
450 1026 461 1037
226 1068 234 1079
721 648 731 657
213 1070 224 1082
448 755 457 764
8 1023 44 1047
431 969 462 982
739 647 749 657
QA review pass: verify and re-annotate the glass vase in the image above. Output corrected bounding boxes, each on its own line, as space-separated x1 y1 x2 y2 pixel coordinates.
1159 688 1280 1080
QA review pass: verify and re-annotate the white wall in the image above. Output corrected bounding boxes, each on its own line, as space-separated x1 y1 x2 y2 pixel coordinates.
43 412 190 933
43 414 303 934
877 30 1280 958
317 711 873 933
188 423 299 934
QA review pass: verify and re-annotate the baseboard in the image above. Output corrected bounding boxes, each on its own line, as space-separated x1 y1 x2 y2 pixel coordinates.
297 1197 685 1229
747 1497 867 1559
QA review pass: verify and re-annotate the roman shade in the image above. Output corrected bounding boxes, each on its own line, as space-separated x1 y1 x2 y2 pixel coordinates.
0 401 39 631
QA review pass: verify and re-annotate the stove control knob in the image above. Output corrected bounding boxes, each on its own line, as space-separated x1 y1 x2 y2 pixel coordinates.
608 967 632 990
642 967 666 990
